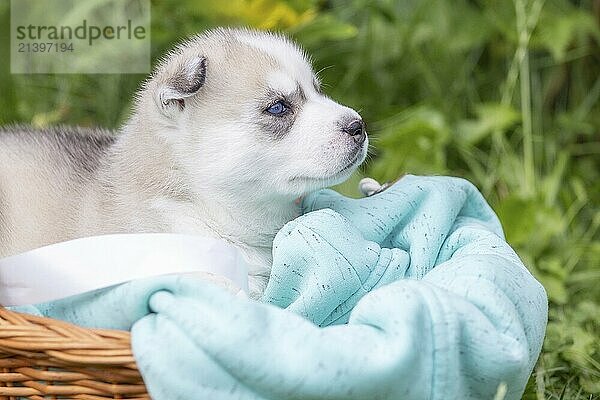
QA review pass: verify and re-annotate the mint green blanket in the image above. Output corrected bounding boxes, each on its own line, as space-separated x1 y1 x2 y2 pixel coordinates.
15 175 548 399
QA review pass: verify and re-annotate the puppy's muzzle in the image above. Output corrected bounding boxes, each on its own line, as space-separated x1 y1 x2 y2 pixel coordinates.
343 119 366 145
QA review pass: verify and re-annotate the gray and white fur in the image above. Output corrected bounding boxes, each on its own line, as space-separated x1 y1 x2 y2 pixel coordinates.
0 28 368 297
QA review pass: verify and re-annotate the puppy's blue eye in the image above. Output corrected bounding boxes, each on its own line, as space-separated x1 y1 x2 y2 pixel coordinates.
267 101 288 115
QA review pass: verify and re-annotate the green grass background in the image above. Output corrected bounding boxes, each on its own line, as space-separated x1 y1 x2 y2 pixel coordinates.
0 0 598 398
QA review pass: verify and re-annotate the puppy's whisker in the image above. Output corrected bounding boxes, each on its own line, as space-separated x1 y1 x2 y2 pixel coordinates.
315 64 334 77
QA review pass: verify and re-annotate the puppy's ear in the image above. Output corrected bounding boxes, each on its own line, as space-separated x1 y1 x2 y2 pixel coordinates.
155 55 206 115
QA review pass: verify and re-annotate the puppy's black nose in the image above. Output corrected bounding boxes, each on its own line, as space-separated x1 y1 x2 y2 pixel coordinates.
343 119 366 145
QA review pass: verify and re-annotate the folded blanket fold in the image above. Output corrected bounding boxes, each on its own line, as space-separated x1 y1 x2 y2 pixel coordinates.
10 175 548 400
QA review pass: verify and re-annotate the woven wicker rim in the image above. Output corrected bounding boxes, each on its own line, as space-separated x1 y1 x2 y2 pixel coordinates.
0 306 148 399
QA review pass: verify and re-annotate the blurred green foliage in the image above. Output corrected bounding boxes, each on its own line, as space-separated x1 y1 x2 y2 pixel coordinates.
0 0 599 398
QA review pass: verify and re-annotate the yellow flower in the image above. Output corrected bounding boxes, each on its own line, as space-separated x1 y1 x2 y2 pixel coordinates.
199 0 316 30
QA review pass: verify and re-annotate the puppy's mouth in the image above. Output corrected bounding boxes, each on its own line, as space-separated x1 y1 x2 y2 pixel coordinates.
336 150 363 175
290 146 365 185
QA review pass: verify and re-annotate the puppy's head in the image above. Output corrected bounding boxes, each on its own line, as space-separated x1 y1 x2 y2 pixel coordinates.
141 28 367 200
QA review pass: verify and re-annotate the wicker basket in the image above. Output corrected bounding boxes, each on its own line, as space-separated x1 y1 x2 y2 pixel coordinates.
0 306 148 399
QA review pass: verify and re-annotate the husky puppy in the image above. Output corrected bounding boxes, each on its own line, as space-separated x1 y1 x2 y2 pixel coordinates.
0 28 368 297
